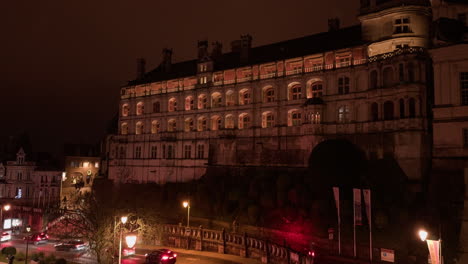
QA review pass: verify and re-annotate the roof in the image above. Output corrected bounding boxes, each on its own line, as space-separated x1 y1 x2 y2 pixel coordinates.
129 25 363 86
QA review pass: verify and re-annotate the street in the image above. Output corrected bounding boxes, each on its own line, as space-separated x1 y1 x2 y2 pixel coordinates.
0 238 245 264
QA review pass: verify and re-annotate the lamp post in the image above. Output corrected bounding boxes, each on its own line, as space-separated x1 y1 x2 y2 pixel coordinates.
25 225 31 264
118 216 128 264
182 201 190 227
0 204 11 231
419 229 442 264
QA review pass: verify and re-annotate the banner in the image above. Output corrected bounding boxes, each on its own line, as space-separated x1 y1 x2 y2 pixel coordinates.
363 189 371 223
353 189 362 225
427 239 441 264
333 187 340 221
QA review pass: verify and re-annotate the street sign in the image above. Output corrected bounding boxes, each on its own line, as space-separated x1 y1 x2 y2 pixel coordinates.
381 248 395 262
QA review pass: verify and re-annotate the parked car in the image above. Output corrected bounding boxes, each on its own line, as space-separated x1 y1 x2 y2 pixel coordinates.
145 249 177 264
54 240 88 251
0 232 11 242
24 232 49 245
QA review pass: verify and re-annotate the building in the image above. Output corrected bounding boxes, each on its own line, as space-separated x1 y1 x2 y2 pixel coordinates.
430 0 468 262
3 148 36 204
107 0 433 190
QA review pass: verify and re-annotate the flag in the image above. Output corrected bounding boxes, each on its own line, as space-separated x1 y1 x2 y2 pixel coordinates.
427 239 441 264
333 187 340 221
363 189 371 224
353 189 362 225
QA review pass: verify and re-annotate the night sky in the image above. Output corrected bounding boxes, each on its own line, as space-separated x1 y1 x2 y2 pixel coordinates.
0 0 359 155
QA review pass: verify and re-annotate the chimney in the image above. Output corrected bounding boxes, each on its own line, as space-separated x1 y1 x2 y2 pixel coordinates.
198 40 209 60
240 34 252 64
328 18 340 32
136 58 146 79
211 41 223 60
161 48 172 72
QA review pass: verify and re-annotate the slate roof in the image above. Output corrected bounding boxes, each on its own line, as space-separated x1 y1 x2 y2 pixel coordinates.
129 25 363 86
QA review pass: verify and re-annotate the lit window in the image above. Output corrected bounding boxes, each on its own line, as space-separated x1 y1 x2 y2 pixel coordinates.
211 93 222 108
122 104 129 117
211 116 222 131
311 82 323 98
184 118 194 132
198 117 207 131
288 110 302 126
198 94 207 109
136 102 144 115
184 145 191 159
168 119 177 132
262 112 275 128
185 96 194 110
394 17 411 34
121 123 128 135
199 76 208 84
289 84 302 100
338 106 350 123
338 77 350 94
238 113 251 129
461 72 468 105
225 115 235 129
263 87 275 103
135 122 144 134
168 98 177 112
199 64 207 72
239 89 251 105
226 91 235 106
151 120 160 134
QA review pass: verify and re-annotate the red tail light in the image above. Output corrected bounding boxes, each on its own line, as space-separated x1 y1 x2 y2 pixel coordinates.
36 237 40 241
173 253 177 257
162 255 169 260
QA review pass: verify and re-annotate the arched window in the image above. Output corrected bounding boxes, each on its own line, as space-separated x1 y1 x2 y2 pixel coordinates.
288 110 302 126
122 104 129 117
312 112 321 124
383 67 394 87
262 112 275 128
399 99 405 118
211 115 222 131
185 96 194 111
151 120 160 134
383 101 394 120
226 90 235 106
370 70 378 89
311 82 323 98
121 123 128 135
153 101 160 113
338 77 350 94
198 94 207 109
168 98 177 112
338 106 350 123
238 113 251 129
136 121 144 134
239 89 251 105
136 102 144 115
211 92 222 108
184 118 194 132
289 84 302 100
409 98 416 118
197 117 207 131
167 119 177 132
371 102 379 121
263 87 275 103
225 115 235 129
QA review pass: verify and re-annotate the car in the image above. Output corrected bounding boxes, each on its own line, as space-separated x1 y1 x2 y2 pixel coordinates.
24 232 49 245
145 249 177 264
122 247 135 256
54 240 88 251
0 232 11 242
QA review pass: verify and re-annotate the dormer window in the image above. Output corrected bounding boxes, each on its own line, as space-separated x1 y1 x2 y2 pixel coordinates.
199 64 207 72
394 17 411 34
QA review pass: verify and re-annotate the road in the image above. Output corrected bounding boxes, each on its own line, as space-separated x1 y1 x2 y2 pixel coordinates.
0 238 243 264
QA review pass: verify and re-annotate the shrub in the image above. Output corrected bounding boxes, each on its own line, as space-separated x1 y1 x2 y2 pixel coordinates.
1 247 16 256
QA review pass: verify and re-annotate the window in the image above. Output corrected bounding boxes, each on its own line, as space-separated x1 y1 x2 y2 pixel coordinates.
262 112 274 128
383 67 394 87
239 89 251 105
199 76 208 84
168 98 177 112
461 72 468 105
17 172 22 181
399 64 405 82
371 102 379 121
122 104 129 117
383 101 394 120
198 94 207 109
409 98 416 118
370 70 378 89
119 146 126 159
225 115 234 129
151 120 160 134
136 102 144 115
338 77 350 94
185 96 194 110
135 122 144 135
399 99 405 118
211 116 222 131
311 112 321 124
153 102 160 113
464 128 468 147
198 117 207 131
338 106 350 123
288 110 302 126
197 144 205 159
226 91 235 106
199 64 207 72
135 146 142 159
184 118 194 132
150 146 157 159
238 113 251 129
289 84 302 100
121 123 128 135
168 119 177 132
337 57 351 68
184 145 191 159
263 87 275 103
167 145 174 159
211 93 222 108
311 82 323 98
394 17 411 34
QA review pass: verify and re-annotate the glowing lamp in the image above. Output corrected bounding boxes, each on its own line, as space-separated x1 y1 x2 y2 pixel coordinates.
125 234 137 248
418 229 428 242
3 204 10 211
121 216 128 224
183 201 189 208
26 226 31 232
83 162 90 168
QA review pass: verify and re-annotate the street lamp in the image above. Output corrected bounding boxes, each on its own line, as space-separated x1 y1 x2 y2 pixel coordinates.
418 229 428 242
118 216 128 264
25 225 31 264
0 204 11 230
418 229 442 264
182 201 190 227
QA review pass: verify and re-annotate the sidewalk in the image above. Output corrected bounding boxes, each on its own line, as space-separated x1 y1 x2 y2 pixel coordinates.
138 244 262 264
